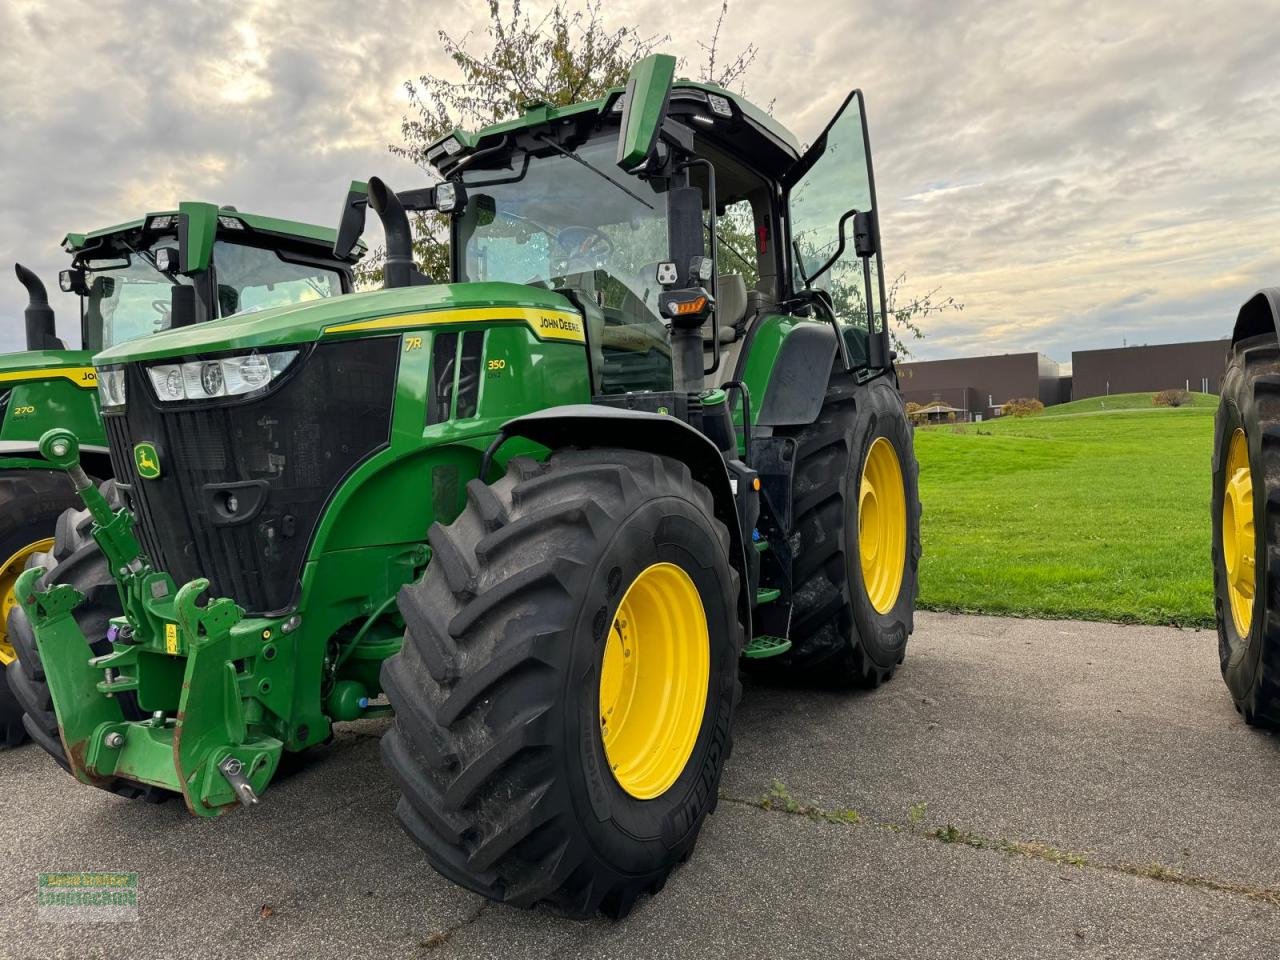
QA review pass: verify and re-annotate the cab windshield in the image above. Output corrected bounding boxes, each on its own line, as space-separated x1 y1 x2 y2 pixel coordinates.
82 238 193 349
81 237 346 350
212 241 343 317
455 136 673 393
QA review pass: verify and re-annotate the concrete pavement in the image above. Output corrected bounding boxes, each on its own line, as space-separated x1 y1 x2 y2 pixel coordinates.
2 612 1276 959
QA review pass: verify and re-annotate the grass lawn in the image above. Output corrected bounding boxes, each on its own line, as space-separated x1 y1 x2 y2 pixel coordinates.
914 395 1216 627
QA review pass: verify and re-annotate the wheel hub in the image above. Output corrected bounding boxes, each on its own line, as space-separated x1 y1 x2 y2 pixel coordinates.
858 437 907 614
1223 427 1256 637
598 562 709 800
0 537 54 666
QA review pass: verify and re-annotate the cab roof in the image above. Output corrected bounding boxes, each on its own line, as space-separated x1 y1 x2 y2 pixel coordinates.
61 202 365 262
427 80 803 183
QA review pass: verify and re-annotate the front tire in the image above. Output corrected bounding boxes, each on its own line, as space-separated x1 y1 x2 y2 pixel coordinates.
0 470 81 747
1213 335 1280 726
381 449 743 917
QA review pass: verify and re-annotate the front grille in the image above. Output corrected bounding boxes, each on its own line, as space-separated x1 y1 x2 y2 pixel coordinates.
106 338 398 614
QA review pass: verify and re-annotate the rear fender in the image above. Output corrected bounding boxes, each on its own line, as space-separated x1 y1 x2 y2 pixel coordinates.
1232 288 1280 346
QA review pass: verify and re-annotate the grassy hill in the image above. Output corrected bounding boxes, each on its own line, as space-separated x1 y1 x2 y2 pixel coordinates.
914 400 1216 626
1031 391 1217 417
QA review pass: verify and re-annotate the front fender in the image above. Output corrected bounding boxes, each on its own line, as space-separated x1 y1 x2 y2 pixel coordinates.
496 404 753 636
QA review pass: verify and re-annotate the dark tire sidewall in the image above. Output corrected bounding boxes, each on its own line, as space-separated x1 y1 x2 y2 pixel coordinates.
0 471 79 574
843 380 918 670
565 494 737 871
1213 356 1265 702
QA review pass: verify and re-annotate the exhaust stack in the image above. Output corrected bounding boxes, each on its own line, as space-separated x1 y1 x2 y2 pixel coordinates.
14 264 65 351
368 178 417 290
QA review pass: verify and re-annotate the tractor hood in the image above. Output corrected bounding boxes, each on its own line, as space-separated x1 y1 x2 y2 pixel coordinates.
92 281 582 365
0 347 96 388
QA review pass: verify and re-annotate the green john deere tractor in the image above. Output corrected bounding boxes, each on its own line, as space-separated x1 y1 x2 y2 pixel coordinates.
12 55 920 916
0 203 362 746
1212 289 1280 724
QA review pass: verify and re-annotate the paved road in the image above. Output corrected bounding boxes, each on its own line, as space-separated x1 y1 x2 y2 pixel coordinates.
3 612 1278 959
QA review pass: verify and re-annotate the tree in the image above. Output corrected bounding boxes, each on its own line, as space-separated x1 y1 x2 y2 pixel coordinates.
814 255 961 359
360 0 757 286
371 1 953 358
882 271 963 359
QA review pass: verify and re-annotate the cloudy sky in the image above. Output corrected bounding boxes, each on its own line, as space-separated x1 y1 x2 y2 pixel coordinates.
2 0 1277 361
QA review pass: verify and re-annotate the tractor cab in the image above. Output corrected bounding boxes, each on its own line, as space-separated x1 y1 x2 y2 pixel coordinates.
406 61 890 396
59 202 363 352
3 203 363 478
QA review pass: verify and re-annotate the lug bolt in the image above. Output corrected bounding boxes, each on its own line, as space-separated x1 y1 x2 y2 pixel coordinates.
104 732 124 748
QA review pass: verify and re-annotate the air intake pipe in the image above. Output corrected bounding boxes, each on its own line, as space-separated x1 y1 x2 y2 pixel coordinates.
14 263 64 350
368 177 417 290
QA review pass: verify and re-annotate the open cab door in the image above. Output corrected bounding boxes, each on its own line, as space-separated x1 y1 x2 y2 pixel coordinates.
784 90 891 372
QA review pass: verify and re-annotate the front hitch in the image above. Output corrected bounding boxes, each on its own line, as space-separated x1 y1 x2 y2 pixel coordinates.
18 429 284 816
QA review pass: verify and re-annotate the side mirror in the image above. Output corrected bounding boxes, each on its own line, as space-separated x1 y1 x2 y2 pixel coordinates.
334 180 370 260
617 54 676 173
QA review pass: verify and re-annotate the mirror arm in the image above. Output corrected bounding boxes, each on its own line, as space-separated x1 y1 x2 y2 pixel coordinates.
659 117 695 155
451 135 511 173
805 208 860 287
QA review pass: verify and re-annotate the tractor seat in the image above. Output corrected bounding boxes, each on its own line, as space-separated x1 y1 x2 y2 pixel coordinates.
705 273 748 344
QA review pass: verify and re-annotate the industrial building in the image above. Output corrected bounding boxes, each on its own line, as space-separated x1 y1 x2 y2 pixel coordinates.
897 352 1065 420
1070 339 1228 399
897 338 1229 417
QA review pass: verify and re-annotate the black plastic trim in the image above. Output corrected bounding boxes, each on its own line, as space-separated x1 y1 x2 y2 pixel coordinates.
756 323 837 427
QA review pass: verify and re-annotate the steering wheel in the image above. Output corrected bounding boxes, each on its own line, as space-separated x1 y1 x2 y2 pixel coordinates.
556 226 614 269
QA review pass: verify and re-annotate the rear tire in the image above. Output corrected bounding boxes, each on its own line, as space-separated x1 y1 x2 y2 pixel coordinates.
1213 335 1280 726
0 470 81 748
751 371 921 686
381 449 743 918
5 486 166 801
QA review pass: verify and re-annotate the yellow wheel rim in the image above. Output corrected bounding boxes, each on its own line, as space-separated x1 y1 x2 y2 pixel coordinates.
859 437 908 615
599 562 710 800
1223 427 1256 637
0 537 54 666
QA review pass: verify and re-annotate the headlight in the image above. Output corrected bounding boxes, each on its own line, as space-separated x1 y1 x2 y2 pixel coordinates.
97 365 127 412
146 350 299 402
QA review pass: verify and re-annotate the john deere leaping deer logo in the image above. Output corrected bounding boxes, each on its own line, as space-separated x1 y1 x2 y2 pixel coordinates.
134 442 161 480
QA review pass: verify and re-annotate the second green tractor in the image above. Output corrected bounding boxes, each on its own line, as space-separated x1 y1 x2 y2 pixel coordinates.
12 56 921 917
0 203 362 745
